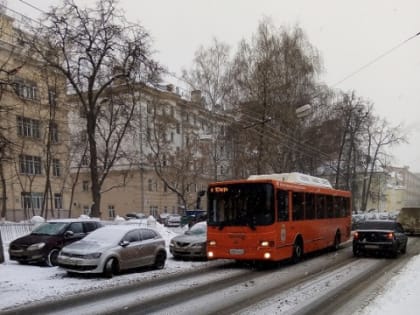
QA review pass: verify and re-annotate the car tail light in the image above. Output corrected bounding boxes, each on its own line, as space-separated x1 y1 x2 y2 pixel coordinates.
353 232 359 240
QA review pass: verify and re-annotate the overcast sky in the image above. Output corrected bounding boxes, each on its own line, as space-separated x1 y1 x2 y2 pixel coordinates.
7 0 420 172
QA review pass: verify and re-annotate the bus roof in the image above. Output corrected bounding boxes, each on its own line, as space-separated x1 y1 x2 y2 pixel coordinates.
247 172 332 188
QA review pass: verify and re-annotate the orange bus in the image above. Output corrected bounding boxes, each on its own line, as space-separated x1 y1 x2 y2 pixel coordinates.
206 172 351 263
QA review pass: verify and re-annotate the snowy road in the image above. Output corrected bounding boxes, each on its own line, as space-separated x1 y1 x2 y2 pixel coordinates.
4 237 420 315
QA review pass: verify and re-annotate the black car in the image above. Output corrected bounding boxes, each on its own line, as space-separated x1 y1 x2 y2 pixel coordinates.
8 219 103 266
353 220 408 258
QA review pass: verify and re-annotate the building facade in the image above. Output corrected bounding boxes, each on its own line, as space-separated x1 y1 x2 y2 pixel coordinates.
69 85 232 220
0 13 71 221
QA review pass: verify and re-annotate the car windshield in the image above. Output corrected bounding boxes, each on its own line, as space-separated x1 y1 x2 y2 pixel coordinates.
358 221 395 230
31 222 69 235
185 223 207 235
83 227 126 245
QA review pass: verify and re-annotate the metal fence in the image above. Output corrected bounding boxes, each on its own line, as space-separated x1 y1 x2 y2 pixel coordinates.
0 223 34 243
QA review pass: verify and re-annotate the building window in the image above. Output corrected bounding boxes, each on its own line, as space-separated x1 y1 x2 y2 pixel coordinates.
19 155 42 175
170 132 174 142
21 192 43 210
14 80 38 100
54 193 63 209
52 159 61 177
80 131 87 143
48 89 57 106
50 122 59 143
108 205 115 218
148 179 153 192
17 116 40 139
82 181 89 192
176 122 180 134
81 155 89 167
83 206 90 215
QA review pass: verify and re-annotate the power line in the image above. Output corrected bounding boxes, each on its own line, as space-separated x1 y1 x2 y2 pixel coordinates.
18 0 46 14
332 31 420 88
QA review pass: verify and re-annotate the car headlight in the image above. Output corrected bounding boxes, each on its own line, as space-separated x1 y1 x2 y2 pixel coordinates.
82 252 102 259
27 242 46 251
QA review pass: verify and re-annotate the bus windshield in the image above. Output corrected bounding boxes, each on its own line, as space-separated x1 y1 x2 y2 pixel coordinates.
207 183 274 229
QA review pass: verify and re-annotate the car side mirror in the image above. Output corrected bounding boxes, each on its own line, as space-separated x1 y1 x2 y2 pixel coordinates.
119 240 130 247
64 230 74 238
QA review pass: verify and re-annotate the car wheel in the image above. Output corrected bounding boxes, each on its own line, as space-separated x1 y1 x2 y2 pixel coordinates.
353 246 362 257
103 258 119 278
154 251 166 270
401 243 407 254
390 249 398 258
292 239 303 263
47 249 60 267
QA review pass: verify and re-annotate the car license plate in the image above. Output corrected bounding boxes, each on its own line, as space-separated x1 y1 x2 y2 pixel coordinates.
365 245 379 249
229 249 244 255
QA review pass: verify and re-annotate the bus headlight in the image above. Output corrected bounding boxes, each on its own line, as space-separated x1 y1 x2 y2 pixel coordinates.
208 240 216 246
207 251 214 258
260 240 274 247
264 252 271 259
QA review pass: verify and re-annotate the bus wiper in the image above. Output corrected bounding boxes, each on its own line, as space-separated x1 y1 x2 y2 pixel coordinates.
248 217 256 230
248 221 256 230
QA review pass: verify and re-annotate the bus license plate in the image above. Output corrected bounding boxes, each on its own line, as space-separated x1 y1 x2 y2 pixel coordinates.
229 249 244 255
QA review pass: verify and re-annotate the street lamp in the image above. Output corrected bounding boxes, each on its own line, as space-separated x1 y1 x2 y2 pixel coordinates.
295 104 312 118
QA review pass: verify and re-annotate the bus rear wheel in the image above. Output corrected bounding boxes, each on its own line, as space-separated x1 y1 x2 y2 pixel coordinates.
332 232 341 251
292 239 303 263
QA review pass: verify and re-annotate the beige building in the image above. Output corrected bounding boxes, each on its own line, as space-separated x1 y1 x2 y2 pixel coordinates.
0 13 71 221
69 85 230 220
383 166 420 211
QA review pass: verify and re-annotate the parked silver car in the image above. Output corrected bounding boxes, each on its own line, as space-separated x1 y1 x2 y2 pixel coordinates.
169 221 207 260
57 225 167 277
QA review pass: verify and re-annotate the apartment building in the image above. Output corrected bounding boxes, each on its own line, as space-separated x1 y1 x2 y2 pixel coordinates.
0 13 71 221
69 85 232 219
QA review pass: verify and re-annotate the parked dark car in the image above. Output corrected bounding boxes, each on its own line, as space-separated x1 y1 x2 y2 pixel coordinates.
169 221 207 260
58 225 167 278
125 212 147 220
8 219 103 266
353 220 408 258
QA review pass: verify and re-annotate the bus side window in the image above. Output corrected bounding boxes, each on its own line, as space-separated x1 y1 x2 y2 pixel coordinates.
292 192 304 221
305 193 315 220
332 196 341 218
326 195 334 218
315 194 325 219
277 190 289 221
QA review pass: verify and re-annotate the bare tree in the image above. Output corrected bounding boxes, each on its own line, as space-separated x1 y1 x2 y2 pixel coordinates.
182 38 234 112
359 117 406 211
145 96 206 212
331 91 371 190
231 19 322 175
26 0 162 217
182 39 234 180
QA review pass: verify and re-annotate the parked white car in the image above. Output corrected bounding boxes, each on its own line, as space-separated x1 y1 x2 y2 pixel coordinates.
165 214 182 227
